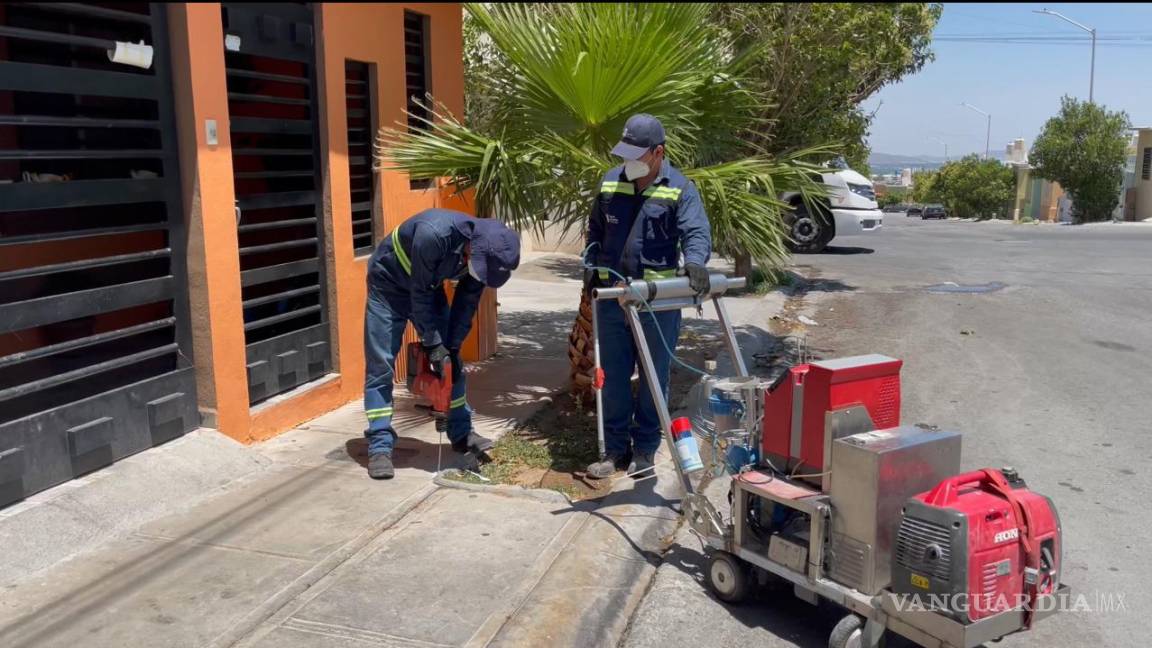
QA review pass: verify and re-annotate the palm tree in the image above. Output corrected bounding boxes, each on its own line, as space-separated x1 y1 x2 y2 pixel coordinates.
378 3 827 404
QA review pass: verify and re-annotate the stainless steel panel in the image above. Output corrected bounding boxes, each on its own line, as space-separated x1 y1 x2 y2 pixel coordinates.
828 532 871 591
828 426 961 594
821 406 877 491
768 534 808 572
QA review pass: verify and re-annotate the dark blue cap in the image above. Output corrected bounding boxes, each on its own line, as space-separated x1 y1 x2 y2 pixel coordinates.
470 218 521 288
611 114 665 160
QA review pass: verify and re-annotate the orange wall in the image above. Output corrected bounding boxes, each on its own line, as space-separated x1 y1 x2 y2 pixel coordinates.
168 3 488 443
168 3 250 436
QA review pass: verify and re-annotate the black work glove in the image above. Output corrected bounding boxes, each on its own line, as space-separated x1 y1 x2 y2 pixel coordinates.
685 263 710 297
424 343 451 378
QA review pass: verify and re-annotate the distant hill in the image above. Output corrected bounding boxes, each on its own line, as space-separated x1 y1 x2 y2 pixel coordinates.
870 152 947 166
866 148 1004 174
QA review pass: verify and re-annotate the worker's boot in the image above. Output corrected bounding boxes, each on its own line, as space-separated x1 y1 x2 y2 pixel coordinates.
368 453 395 480
586 452 632 480
628 451 656 480
451 431 494 455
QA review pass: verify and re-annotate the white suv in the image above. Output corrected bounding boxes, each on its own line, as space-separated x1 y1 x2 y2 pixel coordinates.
782 167 883 253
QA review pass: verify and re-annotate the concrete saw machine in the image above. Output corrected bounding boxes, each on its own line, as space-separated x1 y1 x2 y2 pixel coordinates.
591 273 1068 648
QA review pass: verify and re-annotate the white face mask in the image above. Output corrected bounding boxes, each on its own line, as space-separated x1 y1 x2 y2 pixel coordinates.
467 257 482 283
623 159 649 181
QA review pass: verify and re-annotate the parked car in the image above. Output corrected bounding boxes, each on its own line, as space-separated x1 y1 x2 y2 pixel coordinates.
906 205 923 218
780 167 883 253
922 204 947 220
882 203 908 215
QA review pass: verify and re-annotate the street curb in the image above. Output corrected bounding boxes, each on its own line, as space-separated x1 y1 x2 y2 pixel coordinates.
432 469 573 505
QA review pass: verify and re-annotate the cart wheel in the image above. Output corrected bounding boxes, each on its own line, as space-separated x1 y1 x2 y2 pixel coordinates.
706 551 751 604
828 614 864 648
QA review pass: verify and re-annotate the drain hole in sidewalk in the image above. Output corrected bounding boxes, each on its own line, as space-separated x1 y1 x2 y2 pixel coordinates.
925 281 1006 294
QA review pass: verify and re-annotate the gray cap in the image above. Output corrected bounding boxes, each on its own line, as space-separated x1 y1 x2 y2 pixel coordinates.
611 114 665 160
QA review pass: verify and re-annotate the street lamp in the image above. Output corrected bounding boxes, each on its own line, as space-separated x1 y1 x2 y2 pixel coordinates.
961 102 991 160
927 136 949 162
1034 8 1096 103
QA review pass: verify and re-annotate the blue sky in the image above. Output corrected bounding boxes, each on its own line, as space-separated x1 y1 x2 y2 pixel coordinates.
863 3 1152 158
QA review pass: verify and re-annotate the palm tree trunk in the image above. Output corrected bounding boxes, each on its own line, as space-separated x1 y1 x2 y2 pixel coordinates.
734 252 753 282
568 289 596 405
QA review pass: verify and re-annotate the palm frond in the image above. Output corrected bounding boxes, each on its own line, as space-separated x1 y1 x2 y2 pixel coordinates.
376 106 550 233
685 152 830 266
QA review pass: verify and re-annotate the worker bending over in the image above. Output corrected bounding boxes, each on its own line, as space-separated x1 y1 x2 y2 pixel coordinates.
584 114 713 479
364 208 521 480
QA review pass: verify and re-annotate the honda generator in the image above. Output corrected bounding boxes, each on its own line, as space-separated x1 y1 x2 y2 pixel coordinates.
893 467 1062 624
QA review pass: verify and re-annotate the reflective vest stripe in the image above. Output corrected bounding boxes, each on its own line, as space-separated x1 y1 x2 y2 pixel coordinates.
643 187 682 199
643 268 678 280
601 181 634 195
391 229 412 274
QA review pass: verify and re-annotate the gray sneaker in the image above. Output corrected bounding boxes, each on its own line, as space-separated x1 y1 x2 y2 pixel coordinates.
628 452 656 479
368 453 395 480
587 453 631 480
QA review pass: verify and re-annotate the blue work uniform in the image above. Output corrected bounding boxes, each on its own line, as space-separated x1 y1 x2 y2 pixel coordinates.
586 160 712 458
364 209 487 456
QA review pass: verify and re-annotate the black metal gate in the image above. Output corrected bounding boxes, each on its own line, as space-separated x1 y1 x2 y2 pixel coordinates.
0 3 197 508
222 3 331 405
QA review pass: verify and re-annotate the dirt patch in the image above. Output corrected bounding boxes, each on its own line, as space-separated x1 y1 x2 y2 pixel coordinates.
448 328 713 501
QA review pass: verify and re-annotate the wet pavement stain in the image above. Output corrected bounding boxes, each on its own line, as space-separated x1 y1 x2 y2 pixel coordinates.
925 281 1007 294
1094 340 1136 352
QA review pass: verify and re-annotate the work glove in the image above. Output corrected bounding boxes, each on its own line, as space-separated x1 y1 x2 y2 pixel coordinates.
424 343 451 378
685 263 711 297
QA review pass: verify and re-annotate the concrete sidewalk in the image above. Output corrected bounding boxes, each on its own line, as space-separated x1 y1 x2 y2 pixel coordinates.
0 254 785 648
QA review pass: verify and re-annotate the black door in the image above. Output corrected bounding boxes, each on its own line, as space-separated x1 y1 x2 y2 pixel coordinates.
0 3 198 508
221 3 332 404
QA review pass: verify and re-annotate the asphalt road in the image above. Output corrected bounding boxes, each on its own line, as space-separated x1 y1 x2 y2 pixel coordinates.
624 217 1151 648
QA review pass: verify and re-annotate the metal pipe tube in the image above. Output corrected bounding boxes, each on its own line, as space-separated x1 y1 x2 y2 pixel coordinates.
638 297 699 313
591 296 606 457
592 274 746 302
713 294 749 376
624 304 695 495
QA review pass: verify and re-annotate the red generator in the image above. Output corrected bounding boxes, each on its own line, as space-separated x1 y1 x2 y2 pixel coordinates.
892 468 1063 623
761 354 902 487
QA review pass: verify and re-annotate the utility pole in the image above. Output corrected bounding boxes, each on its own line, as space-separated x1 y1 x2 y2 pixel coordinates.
961 103 991 160
1035 9 1096 103
928 136 949 162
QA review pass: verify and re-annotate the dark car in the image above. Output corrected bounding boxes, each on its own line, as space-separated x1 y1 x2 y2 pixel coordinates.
922 204 947 220
906 205 923 217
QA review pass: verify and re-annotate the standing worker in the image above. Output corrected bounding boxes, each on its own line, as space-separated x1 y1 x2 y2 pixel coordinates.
364 208 521 480
584 114 713 480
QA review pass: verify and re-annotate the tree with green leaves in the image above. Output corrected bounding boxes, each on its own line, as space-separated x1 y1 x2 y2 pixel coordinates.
1030 97 1131 223
378 3 827 401
711 3 942 169
936 156 1015 219
878 192 905 208
910 169 939 205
